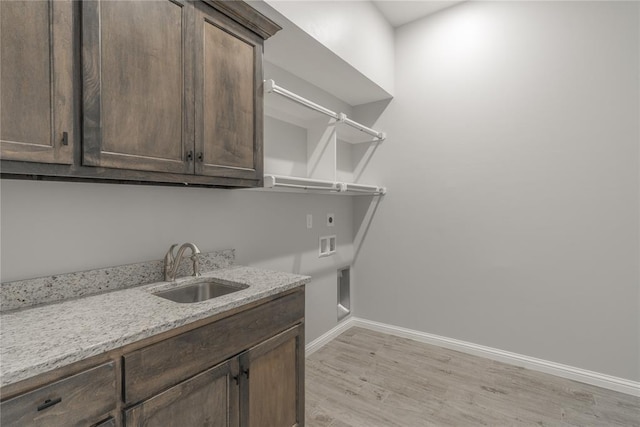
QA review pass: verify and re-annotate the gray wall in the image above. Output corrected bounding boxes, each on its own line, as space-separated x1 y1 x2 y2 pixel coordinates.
1 0 637 383
354 1 639 381
0 179 353 343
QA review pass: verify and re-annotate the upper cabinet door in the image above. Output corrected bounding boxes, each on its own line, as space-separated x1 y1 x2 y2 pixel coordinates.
0 0 74 164
82 0 194 174
194 3 264 181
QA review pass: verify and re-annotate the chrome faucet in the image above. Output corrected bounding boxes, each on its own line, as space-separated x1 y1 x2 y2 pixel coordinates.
164 243 201 281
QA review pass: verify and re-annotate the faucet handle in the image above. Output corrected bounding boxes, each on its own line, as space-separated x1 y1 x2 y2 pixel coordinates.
191 253 201 277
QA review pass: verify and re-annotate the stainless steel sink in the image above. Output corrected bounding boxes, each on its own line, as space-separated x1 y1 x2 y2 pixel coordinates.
153 280 248 303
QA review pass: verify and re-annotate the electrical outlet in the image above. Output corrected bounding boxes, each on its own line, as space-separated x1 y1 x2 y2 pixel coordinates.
306 214 313 229
327 213 335 227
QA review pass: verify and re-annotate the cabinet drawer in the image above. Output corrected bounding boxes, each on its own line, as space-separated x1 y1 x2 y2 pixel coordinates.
123 289 304 404
0 362 116 427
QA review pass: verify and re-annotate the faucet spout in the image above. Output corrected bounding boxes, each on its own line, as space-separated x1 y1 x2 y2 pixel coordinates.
164 243 201 281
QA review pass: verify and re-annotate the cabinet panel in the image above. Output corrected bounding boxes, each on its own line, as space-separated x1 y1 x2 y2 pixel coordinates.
0 362 116 427
203 19 253 169
195 4 263 180
0 0 73 164
240 324 304 427
124 359 239 427
82 0 193 174
95 418 116 427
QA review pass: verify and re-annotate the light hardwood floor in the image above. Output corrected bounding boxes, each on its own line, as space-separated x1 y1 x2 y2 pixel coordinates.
305 327 640 426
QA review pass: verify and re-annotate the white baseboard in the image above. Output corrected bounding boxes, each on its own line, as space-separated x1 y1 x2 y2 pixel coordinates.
306 317 640 397
305 316 356 356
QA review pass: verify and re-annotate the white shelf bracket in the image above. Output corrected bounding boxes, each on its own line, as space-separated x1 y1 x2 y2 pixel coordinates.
264 174 276 188
264 79 276 94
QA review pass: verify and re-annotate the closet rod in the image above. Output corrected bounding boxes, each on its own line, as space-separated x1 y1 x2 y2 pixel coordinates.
264 175 386 195
339 114 386 141
264 80 339 120
269 183 341 192
266 174 338 187
341 183 387 195
264 175 339 192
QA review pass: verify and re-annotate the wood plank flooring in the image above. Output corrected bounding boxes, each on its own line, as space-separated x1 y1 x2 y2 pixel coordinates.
305 327 640 426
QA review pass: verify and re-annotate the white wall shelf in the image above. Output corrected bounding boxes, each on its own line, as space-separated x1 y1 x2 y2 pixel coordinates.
263 174 386 196
249 0 394 106
262 79 387 196
265 80 386 144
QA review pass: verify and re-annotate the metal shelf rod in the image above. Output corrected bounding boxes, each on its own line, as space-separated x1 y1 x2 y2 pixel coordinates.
264 80 339 120
340 115 386 141
264 175 385 195
264 80 386 141
341 182 387 195
270 183 341 192
266 174 338 187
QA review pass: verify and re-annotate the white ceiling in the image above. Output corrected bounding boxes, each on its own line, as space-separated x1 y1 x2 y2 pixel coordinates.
372 1 466 27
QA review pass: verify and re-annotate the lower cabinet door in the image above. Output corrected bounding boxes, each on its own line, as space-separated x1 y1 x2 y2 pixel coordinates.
239 324 304 427
124 359 239 427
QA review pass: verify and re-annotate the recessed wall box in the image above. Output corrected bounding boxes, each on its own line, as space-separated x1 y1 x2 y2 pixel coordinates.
338 267 350 321
327 213 335 227
319 235 337 257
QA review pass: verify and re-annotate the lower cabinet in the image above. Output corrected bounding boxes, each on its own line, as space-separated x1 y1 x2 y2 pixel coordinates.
124 324 304 427
0 288 305 427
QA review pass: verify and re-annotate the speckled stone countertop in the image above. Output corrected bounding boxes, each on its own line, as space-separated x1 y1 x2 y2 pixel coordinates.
0 250 235 312
0 266 309 388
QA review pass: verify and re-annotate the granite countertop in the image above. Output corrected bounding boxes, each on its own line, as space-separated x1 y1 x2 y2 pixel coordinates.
0 266 309 388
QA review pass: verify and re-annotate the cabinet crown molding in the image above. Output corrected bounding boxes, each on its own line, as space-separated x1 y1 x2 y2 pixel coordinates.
203 0 282 39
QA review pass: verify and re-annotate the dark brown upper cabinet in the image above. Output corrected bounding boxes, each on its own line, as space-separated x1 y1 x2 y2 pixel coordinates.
80 0 277 185
194 3 264 181
1 0 279 188
82 0 195 174
0 0 74 164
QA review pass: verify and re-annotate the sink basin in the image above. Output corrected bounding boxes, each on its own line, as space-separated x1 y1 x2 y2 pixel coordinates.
153 280 248 303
